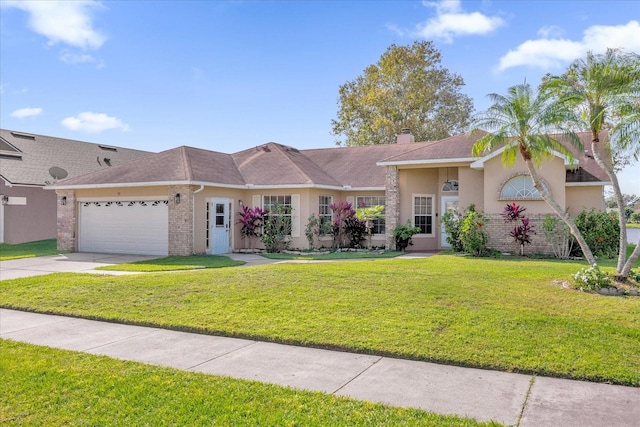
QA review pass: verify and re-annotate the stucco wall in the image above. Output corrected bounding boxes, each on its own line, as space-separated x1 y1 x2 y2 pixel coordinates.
483 155 567 215
398 168 440 251
0 180 56 244
565 185 605 215
458 166 484 211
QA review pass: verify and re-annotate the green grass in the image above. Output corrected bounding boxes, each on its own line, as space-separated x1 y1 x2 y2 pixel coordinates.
627 223 640 229
1 340 493 426
96 255 245 272
0 239 64 261
2 255 639 386
262 250 403 260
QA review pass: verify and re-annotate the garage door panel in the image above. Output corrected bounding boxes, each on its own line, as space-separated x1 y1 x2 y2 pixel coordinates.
79 201 168 256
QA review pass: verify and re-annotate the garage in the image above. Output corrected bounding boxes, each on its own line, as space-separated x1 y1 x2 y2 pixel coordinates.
78 200 169 256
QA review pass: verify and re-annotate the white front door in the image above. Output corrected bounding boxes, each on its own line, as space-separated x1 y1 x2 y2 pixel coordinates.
211 198 230 254
440 196 459 248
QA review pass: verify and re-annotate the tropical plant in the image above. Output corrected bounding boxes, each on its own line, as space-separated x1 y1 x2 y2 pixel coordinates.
541 214 574 259
305 214 320 249
237 205 265 239
356 205 385 248
393 221 421 251
542 48 640 280
442 208 464 252
573 209 620 259
471 83 596 265
459 207 489 257
502 203 534 255
331 41 473 146
261 204 291 253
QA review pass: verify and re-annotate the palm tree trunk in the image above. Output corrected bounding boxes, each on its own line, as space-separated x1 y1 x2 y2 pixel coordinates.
619 236 640 280
525 160 597 265
590 137 628 275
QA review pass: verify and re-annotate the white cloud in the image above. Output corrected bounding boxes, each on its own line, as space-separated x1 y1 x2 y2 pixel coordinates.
10 107 43 118
61 112 130 133
415 0 504 43
2 0 106 49
498 20 640 71
537 25 563 38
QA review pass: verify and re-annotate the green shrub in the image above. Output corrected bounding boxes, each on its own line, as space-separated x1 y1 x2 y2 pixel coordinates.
572 209 620 258
442 209 464 252
460 208 489 257
571 264 612 291
541 214 574 259
261 203 291 253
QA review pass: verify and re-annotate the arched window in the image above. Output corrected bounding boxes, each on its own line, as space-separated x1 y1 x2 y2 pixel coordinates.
499 175 542 199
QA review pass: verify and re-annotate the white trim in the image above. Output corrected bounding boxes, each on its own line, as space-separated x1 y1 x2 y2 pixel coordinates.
47 180 382 192
566 181 610 187
0 202 4 243
77 196 169 202
377 157 476 167
471 147 577 170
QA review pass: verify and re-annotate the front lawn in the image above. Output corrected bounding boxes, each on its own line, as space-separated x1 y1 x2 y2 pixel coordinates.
1 340 491 426
1 255 639 386
0 239 63 261
96 255 245 272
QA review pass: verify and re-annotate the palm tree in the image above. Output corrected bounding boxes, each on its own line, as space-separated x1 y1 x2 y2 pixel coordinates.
471 83 596 265
542 49 640 279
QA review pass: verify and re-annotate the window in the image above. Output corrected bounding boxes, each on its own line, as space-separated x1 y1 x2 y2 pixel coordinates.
356 196 385 234
319 195 333 230
263 195 292 235
413 195 434 234
500 175 542 199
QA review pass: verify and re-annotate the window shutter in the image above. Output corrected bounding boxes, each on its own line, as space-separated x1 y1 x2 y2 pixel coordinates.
291 194 300 237
252 195 261 208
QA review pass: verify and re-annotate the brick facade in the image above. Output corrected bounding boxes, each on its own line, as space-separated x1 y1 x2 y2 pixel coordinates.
483 213 557 256
56 190 77 252
168 185 194 256
384 166 400 250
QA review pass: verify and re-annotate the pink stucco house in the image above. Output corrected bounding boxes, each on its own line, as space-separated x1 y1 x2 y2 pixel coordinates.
47 129 608 256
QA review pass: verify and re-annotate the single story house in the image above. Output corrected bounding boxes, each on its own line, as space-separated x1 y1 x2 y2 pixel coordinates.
0 129 151 244
47 129 609 256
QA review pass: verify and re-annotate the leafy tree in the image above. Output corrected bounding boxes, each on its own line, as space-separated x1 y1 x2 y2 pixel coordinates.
331 41 473 146
471 83 597 265
542 49 640 280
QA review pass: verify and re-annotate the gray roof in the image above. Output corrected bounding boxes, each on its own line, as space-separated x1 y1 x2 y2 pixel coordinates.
47 131 609 190
0 129 151 186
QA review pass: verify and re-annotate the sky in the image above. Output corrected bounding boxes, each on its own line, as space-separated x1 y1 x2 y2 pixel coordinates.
1 0 639 193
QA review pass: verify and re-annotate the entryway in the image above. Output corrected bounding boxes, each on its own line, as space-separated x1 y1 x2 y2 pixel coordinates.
211 198 231 254
440 196 458 248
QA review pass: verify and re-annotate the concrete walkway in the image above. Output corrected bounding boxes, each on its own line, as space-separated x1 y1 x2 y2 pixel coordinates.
0 252 158 280
2 308 638 426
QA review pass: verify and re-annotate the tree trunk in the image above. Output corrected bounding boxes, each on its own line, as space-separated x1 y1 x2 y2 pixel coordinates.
590 136 628 275
525 160 597 265
619 236 640 280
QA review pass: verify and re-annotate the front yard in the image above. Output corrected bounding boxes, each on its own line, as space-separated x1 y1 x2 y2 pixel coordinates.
2 255 638 386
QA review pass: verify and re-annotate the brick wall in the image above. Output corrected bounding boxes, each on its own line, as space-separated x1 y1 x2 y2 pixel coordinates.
168 185 194 256
56 190 77 252
483 213 556 256
384 166 400 250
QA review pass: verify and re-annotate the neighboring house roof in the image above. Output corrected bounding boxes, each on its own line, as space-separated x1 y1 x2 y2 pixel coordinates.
0 129 151 187
48 130 610 190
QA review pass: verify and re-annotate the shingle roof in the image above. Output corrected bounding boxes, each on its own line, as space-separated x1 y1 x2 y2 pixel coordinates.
47 130 609 189
0 129 151 186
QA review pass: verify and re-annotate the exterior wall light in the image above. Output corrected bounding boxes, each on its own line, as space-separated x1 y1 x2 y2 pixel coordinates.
1 195 8 205
174 193 181 204
61 196 67 206
238 199 243 207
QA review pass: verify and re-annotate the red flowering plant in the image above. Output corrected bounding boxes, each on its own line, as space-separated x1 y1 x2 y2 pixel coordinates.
502 203 534 255
237 205 265 240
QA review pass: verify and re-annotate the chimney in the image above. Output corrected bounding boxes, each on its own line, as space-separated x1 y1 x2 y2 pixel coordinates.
397 128 415 144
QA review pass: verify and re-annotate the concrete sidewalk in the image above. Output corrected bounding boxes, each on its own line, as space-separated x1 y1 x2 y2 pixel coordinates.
2 309 638 426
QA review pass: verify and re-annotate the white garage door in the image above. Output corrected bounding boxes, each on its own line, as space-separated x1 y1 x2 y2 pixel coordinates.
78 200 169 256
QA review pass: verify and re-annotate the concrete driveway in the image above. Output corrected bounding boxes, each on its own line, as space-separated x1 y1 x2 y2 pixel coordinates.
0 253 159 281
